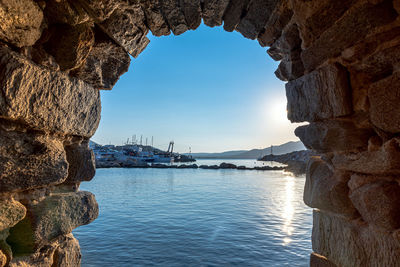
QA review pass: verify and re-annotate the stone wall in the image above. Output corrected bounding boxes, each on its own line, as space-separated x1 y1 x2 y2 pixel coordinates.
0 0 399 266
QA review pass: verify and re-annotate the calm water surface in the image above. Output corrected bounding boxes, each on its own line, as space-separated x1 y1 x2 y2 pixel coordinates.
74 160 312 266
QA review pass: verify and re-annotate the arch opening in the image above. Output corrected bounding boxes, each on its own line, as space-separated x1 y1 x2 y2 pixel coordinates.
0 0 399 266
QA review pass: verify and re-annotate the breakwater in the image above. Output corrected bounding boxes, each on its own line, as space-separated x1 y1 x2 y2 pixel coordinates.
96 161 285 171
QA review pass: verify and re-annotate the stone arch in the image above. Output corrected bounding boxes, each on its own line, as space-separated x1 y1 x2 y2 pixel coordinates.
0 0 399 266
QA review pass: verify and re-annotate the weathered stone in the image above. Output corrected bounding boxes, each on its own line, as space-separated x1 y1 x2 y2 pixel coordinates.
369 71 400 133
223 0 251 32
0 250 5 267
271 23 302 53
275 53 304 81
350 181 400 230
0 200 26 231
77 0 122 22
64 142 96 183
160 0 188 35
202 0 230 27
99 5 149 57
0 0 44 47
332 138 400 175
8 233 80 266
313 210 400 266
341 27 400 66
236 0 280 39
0 46 101 137
181 0 201 30
295 120 373 153
291 0 356 49
301 0 398 71
286 64 352 122
72 39 130 90
45 23 95 71
304 157 356 216
258 1 293 47
51 234 81 267
310 252 336 267
44 0 90 26
139 0 170 36
30 45 60 71
347 174 394 192
0 124 68 193
7 191 98 255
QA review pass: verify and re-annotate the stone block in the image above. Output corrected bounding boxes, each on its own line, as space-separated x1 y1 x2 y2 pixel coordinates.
44 0 91 26
223 0 251 32
139 0 170 36
369 71 400 133
7 191 98 255
301 0 398 71
181 0 202 30
350 181 400 230
72 39 130 90
51 234 81 267
313 210 400 266
77 0 122 22
202 0 230 27
304 157 356 216
274 51 304 81
0 0 44 47
0 200 26 231
99 5 150 57
64 142 96 184
332 138 400 175
291 0 356 49
295 120 372 153
257 1 293 47
236 0 280 39
0 46 101 137
286 64 352 122
0 124 68 193
160 0 188 35
45 23 95 71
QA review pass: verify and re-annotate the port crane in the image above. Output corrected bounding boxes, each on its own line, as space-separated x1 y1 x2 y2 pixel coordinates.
167 141 174 155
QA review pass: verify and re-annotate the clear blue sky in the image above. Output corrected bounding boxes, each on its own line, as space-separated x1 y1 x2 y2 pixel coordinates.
92 23 302 153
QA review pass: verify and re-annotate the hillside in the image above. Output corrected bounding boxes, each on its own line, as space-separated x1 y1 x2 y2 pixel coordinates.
190 141 306 159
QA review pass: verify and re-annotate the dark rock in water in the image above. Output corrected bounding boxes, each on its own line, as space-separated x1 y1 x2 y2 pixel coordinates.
254 166 285 171
177 164 198 169
151 163 169 168
96 161 121 168
219 162 237 169
200 165 219 169
237 165 247 170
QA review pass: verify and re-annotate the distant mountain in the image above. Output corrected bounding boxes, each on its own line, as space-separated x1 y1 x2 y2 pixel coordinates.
189 141 306 159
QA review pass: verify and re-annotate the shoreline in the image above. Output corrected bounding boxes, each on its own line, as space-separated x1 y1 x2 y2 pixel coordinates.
96 162 285 171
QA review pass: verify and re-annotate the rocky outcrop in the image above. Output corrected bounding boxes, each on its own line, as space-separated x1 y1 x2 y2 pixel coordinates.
0 0 399 266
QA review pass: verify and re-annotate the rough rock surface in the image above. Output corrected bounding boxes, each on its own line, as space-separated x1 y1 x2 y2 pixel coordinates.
0 46 101 137
286 64 352 122
295 120 373 153
45 23 95 71
0 122 68 193
65 142 96 183
0 0 44 47
0 200 26 232
99 5 150 57
350 181 400 230
7 191 98 255
304 157 356 216
72 39 131 90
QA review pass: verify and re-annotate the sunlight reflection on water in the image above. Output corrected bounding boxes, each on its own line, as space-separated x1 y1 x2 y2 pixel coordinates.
74 165 312 266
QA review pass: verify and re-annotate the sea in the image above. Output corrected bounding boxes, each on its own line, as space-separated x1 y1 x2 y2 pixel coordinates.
73 159 312 267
